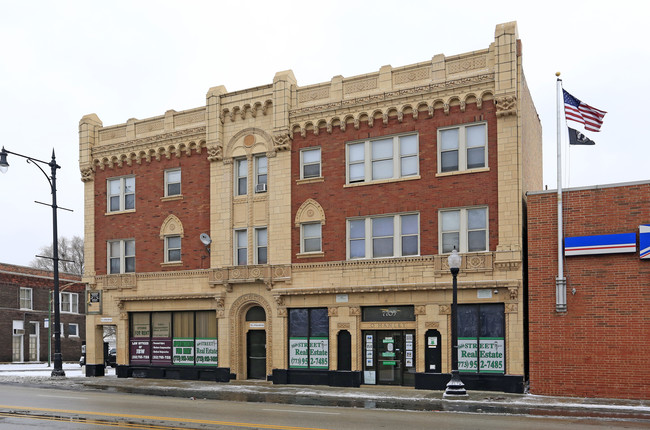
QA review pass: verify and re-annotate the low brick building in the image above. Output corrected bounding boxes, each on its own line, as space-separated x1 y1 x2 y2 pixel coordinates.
0 263 85 363
527 181 650 400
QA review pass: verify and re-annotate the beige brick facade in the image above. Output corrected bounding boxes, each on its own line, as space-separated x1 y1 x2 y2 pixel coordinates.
80 22 540 391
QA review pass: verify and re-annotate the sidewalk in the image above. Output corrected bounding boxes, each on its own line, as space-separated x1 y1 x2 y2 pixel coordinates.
1 363 648 421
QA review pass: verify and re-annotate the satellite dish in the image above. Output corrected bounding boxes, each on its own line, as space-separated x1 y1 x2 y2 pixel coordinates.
200 233 212 246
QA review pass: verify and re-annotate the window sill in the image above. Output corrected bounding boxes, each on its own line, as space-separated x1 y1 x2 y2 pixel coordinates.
436 167 490 177
161 195 183 202
161 261 183 267
105 209 136 216
297 251 324 259
296 177 325 185
344 175 420 188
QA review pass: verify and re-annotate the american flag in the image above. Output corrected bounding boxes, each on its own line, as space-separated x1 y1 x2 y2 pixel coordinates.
563 90 607 132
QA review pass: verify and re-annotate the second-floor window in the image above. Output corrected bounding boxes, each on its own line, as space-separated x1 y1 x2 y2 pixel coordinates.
440 207 488 253
301 223 322 253
108 176 135 212
165 169 181 196
255 155 267 193
61 292 79 313
19 287 32 310
301 148 321 179
346 133 418 184
347 213 419 259
235 158 248 196
165 236 181 262
255 227 267 264
235 229 247 265
439 123 486 173
108 239 135 274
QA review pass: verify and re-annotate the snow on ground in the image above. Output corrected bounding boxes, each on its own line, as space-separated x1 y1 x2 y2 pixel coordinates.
0 362 114 377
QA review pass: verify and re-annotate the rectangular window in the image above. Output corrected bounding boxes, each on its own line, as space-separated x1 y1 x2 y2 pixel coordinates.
19 287 32 310
166 236 181 262
67 323 79 337
301 223 322 253
255 227 267 264
440 207 488 253
300 148 321 179
107 176 135 212
438 123 486 173
235 158 248 196
289 308 329 369
347 213 419 259
457 303 505 373
108 239 136 274
346 133 418 184
61 292 79 313
165 169 181 196
255 155 267 193
235 229 247 265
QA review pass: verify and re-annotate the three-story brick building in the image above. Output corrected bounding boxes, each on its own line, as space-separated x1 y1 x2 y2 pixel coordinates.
80 21 540 392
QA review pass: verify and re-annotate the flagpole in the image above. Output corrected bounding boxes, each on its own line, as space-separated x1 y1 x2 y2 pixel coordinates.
555 72 567 312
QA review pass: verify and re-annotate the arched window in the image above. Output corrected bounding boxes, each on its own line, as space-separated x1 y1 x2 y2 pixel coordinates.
245 306 266 322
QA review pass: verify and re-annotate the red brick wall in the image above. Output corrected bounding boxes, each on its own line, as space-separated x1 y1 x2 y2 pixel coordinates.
527 183 650 399
291 103 499 262
93 153 210 274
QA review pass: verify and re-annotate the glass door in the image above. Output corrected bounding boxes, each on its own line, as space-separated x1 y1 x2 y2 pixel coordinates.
247 330 266 379
377 331 402 385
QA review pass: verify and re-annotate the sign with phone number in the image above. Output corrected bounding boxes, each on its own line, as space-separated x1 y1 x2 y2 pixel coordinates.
458 338 504 373
289 337 329 369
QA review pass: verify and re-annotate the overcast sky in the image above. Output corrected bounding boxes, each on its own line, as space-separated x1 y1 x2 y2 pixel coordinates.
1 0 648 267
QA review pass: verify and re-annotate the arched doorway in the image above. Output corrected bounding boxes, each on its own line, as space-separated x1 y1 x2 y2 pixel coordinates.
245 306 266 379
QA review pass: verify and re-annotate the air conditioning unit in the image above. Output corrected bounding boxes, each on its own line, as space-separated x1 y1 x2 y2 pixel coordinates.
255 183 267 193
13 328 25 335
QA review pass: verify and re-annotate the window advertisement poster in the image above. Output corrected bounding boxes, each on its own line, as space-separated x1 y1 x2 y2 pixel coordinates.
458 337 504 373
133 323 150 338
309 337 329 369
151 338 172 365
130 339 151 364
173 338 195 365
195 338 218 366
289 337 309 368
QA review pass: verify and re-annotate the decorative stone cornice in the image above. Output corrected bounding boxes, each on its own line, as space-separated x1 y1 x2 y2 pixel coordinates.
92 127 207 170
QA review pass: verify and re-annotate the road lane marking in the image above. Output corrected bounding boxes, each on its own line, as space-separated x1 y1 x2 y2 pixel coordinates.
263 408 340 415
0 405 331 430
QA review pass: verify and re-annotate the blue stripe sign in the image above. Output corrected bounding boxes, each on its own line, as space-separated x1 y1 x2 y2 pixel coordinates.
565 233 636 256
640 225 650 259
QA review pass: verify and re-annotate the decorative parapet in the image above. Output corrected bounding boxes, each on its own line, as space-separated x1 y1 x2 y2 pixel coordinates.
209 265 292 289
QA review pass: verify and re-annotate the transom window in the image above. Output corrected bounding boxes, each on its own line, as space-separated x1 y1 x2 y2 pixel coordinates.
108 176 135 212
440 207 488 253
347 213 419 259
19 287 32 310
235 158 248 196
165 169 181 197
438 123 486 173
301 148 321 179
61 292 79 314
108 239 135 274
346 133 418 184
165 236 181 262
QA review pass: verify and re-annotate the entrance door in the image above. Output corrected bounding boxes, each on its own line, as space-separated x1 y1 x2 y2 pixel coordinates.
29 322 39 362
247 330 266 379
364 330 416 386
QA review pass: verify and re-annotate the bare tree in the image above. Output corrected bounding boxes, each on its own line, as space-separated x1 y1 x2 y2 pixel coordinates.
30 235 84 276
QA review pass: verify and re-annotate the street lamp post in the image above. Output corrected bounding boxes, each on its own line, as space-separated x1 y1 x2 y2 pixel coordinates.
444 248 467 398
0 146 66 377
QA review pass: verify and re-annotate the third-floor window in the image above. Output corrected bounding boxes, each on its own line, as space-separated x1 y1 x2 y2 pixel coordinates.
107 176 135 212
346 133 418 184
165 169 181 197
438 123 487 173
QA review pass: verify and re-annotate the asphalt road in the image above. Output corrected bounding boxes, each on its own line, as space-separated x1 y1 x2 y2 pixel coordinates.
0 384 646 430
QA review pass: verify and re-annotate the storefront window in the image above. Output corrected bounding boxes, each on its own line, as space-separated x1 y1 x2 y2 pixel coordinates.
457 303 505 373
129 311 217 367
288 308 329 369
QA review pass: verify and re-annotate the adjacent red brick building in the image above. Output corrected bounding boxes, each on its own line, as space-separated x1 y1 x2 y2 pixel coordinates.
0 263 85 363
527 181 650 400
